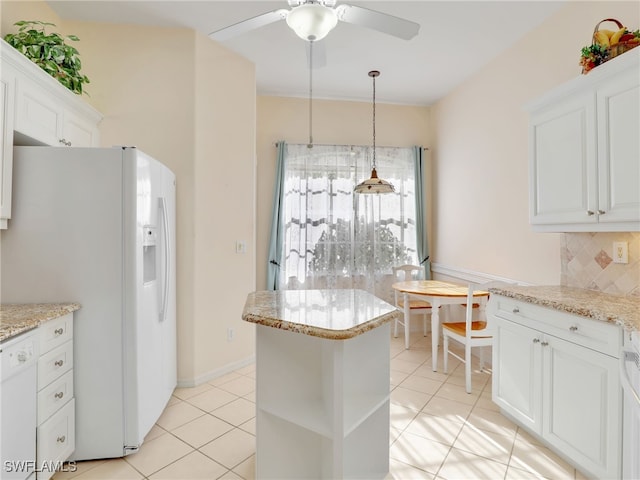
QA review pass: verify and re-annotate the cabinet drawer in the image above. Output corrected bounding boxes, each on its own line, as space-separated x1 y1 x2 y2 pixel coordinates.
39 314 73 355
38 340 73 389
492 296 621 357
36 398 75 480
38 369 73 426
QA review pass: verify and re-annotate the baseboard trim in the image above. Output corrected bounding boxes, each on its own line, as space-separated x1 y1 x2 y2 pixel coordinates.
177 354 256 388
431 263 531 286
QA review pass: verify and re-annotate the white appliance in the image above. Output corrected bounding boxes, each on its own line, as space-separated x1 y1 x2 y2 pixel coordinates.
621 330 640 480
1 146 176 461
1 329 38 479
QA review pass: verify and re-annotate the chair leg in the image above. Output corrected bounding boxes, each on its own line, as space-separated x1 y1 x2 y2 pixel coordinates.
443 334 449 374
423 312 427 336
465 343 472 394
404 316 410 349
479 346 485 372
394 318 399 338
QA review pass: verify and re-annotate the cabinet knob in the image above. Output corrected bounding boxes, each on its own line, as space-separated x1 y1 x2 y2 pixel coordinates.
597 210 605 215
57 435 66 443
54 391 64 399
541 341 549 347
512 307 520 313
586 210 595 216
569 325 578 332
532 338 540 343
54 359 64 367
54 328 64 335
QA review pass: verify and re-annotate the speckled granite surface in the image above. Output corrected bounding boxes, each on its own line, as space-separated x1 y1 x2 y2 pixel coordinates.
242 289 399 340
489 285 639 332
0 303 80 343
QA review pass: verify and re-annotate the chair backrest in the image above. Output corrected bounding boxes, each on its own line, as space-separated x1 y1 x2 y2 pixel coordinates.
464 281 503 338
392 264 423 282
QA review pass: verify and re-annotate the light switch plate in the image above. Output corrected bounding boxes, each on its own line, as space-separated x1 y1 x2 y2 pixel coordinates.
613 241 628 264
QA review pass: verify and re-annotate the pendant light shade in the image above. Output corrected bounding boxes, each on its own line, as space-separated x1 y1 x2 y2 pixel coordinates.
286 4 338 41
355 70 395 194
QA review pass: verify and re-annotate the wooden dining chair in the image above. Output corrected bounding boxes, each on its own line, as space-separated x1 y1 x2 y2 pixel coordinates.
392 264 432 349
442 282 493 393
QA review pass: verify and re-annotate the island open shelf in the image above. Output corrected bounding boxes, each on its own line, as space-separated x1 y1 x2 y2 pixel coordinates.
242 289 399 480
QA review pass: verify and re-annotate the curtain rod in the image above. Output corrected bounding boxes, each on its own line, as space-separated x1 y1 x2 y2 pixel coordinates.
273 142 429 150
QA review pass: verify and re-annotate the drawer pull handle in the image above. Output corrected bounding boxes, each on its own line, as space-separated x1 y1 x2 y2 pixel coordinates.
532 338 540 343
512 307 520 313
54 328 64 335
541 341 549 347
54 392 64 399
54 360 64 367
569 326 578 332
57 435 66 443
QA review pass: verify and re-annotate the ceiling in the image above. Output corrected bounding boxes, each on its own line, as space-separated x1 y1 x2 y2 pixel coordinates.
46 0 566 105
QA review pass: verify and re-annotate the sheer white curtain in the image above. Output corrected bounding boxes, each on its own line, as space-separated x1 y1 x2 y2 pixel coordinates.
278 143 417 303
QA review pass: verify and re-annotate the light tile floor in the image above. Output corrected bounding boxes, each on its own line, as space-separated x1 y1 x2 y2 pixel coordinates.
53 333 587 480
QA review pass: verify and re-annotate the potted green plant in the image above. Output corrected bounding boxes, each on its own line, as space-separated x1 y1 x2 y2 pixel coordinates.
4 20 90 95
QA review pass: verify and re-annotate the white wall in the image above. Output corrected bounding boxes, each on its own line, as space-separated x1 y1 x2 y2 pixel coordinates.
431 1 639 285
1 2 257 385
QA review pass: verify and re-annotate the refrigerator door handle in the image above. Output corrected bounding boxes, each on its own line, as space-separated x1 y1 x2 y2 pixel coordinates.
159 197 170 323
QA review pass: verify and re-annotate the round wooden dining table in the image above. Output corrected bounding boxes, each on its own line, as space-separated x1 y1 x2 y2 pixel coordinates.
391 280 490 371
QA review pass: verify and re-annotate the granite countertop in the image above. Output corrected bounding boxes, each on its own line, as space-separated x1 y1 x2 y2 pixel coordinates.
0 303 81 343
489 285 639 332
242 289 400 340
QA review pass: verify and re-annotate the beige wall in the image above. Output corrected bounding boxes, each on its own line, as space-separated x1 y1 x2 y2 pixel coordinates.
1 2 257 385
431 1 639 285
255 96 432 290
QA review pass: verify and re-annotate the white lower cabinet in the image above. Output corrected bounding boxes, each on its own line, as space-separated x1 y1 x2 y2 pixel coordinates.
36 314 75 480
490 295 621 479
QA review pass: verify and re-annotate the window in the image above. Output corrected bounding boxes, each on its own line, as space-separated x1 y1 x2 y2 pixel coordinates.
274 143 420 300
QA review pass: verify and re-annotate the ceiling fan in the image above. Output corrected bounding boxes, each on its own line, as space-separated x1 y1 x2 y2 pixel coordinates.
208 0 420 43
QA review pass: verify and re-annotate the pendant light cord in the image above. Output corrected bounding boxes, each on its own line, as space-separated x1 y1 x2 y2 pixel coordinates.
372 72 376 169
307 41 313 149
369 70 380 170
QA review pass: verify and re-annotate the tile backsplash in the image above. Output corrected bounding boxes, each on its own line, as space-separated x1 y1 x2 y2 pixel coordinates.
561 232 640 296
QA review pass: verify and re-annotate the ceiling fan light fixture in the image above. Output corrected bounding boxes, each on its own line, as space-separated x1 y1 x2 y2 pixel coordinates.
286 3 338 41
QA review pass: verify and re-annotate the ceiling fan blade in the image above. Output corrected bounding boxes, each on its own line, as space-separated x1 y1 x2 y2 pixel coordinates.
335 4 420 40
306 41 327 69
209 9 289 41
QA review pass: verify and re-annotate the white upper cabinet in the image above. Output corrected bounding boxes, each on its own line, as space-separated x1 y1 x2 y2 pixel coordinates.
0 39 102 228
527 49 639 232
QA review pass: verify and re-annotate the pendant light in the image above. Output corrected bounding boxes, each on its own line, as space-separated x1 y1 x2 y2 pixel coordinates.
354 70 395 194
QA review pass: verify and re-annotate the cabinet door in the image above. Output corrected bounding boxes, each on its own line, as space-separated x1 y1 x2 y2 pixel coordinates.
492 317 542 434
542 335 621 480
596 73 640 224
14 75 63 146
62 110 98 147
529 91 598 226
1 70 15 228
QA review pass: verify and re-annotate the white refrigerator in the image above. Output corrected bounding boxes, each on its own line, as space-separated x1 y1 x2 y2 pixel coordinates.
1 146 176 461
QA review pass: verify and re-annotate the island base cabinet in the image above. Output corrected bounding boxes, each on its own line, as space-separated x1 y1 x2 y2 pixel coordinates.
255 324 390 480
491 296 621 480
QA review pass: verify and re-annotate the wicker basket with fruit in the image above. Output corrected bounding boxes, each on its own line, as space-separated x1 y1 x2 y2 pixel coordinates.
580 18 640 74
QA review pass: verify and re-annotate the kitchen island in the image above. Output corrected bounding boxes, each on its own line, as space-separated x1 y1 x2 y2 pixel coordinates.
242 289 399 480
